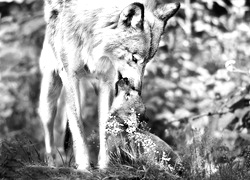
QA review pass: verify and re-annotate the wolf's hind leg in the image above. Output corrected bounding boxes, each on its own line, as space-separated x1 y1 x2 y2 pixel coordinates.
39 70 62 166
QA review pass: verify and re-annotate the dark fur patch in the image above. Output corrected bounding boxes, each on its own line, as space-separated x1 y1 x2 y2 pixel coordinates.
122 2 144 30
132 2 145 30
50 9 59 19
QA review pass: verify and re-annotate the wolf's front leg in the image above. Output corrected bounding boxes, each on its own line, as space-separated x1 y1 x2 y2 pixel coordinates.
59 69 90 171
98 80 113 170
39 70 62 166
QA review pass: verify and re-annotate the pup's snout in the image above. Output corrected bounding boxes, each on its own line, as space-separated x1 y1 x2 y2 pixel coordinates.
123 78 142 96
134 87 141 96
127 78 142 95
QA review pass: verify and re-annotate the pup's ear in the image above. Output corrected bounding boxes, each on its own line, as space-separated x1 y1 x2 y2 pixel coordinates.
118 2 144 30
154 2 180 23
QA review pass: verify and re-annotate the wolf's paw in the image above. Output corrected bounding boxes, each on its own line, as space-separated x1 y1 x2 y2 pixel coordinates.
76 163 92 174
46 153 56 167
98 155 109 170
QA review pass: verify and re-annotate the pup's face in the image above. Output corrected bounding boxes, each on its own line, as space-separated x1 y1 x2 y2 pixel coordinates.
110 78 145 117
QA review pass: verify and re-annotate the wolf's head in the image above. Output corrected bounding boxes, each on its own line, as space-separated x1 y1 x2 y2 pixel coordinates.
98 2 180 91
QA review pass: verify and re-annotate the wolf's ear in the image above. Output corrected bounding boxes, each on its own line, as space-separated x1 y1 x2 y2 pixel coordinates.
118 2 144 30
154 2 180 23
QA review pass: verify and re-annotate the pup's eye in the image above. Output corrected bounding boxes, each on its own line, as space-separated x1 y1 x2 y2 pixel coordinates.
132 54 138 63
125 92 130 100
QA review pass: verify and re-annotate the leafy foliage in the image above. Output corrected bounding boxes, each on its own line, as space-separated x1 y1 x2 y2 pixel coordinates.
1 0 250 179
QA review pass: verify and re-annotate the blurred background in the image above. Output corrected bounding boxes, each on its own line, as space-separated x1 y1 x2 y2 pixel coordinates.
1 0 250 161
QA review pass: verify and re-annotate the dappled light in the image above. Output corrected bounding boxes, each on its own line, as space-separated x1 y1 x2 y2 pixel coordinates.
1 0 250 179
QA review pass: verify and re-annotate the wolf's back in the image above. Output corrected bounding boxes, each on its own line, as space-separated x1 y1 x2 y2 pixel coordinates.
43 0 166 18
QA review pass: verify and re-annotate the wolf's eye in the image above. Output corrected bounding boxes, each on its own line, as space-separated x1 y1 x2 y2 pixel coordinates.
132 54 138 64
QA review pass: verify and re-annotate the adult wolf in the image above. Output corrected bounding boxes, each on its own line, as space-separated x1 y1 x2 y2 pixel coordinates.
39 0 180 171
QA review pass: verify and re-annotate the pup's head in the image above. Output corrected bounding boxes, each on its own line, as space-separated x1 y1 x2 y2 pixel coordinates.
98 2 180 91
110 78 145 117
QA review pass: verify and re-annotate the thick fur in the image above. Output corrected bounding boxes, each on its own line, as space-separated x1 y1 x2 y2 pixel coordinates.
107 78 184 175
39 0 180 171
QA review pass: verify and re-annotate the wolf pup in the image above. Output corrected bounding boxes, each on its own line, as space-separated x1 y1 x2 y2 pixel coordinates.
39 0 180 171
107 78 184 175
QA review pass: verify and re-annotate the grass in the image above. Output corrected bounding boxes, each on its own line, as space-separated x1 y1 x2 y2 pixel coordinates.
178 131 250 180
1 130 250 180
0 137 180 180
0 107 249 180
